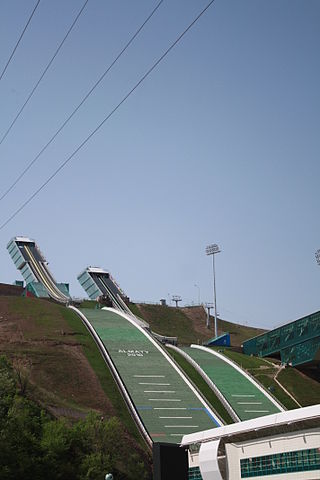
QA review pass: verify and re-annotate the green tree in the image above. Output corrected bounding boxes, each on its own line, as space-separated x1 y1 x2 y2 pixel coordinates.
0 395 44 480
0 355 152 479
77 414 124 479
41 418 84 479
0 356 16 417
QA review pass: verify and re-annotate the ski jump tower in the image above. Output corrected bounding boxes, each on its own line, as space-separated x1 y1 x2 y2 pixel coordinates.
7 236 70 303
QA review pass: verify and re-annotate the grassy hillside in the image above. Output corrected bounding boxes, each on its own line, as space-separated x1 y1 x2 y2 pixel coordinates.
131 303 265 346
218 348 320 409
277 367 320 407
0 297 148 449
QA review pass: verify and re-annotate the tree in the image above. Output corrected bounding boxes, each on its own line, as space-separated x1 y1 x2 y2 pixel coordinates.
0 356 152 479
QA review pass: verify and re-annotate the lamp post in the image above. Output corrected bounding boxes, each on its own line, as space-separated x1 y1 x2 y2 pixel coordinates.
194 284 200 305
206 243 221 338
315 249 320 266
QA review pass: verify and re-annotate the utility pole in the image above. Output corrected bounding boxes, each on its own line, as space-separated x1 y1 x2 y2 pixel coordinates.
172 295 182 307
205 302 214 329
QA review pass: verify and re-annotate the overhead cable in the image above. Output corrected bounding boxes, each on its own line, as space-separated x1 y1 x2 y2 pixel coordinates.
0 0 164 202
0 0 90 147
0 0 41 82
0 0 215 231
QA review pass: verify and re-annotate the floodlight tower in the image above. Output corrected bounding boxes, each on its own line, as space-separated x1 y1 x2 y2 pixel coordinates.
206 243 221 338
315 249 320 267
172 295 182 307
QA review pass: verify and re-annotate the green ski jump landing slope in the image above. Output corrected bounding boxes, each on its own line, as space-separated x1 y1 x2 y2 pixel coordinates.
77 308 222 444
180 346 284 421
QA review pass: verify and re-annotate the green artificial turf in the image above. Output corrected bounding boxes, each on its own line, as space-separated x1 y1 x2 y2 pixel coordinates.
166 348 234 425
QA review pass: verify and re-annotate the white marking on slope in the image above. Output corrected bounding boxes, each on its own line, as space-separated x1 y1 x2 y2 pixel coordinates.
139 383 170 386
149 399 181 402
245 410 269 413
165 425 199 428
154 407 187 410
159 416 192 419
232 394 256 397
144 390 175 393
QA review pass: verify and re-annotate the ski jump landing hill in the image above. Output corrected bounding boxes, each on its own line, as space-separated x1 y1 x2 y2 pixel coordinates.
167 345 283 423
71 306 222 446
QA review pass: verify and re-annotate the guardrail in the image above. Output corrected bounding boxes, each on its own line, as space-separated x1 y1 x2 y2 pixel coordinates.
152 331 177 345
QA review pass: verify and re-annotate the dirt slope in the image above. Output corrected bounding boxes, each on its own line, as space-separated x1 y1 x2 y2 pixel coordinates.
182 306 266 346
0 296 113 418
132 303 265 346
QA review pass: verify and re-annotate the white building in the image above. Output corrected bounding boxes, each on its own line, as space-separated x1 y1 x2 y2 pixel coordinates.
182 404 320 480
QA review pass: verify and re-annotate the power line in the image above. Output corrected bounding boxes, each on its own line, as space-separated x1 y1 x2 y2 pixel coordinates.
0 0 164 202
0 0 216 231
0 0 41 82
0 0 89 147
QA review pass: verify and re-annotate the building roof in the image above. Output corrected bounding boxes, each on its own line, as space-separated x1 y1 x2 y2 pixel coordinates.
8 236 34 246
181 404 320 446
86 266 109 274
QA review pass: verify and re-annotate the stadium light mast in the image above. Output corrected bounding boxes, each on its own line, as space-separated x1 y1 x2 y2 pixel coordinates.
315 249 320 267
206 243 221 338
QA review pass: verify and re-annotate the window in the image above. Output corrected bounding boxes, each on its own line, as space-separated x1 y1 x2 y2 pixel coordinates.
188 466 203 480
240 448 320 477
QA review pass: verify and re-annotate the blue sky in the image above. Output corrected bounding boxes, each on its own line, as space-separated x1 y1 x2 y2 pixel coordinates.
0 0 319 329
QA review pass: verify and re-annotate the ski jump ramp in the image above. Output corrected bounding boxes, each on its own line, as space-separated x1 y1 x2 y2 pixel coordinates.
71 306 222 445
168 345 284 423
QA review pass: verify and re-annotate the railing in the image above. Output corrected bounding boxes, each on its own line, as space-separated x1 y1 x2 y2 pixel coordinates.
152 331 177 345
243 310 320 358
133 300 204 307
132 300 162 305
